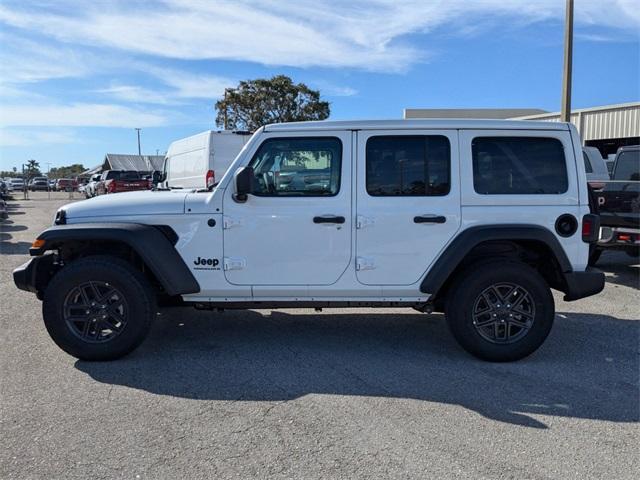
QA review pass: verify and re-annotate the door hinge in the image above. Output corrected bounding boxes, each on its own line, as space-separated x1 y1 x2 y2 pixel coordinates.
223 257 246 271
356 215 375 229
356 256 375 271
223 216 243 229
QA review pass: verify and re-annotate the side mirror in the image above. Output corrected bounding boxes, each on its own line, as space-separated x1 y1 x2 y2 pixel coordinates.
152 170 166 184
233 166 254 203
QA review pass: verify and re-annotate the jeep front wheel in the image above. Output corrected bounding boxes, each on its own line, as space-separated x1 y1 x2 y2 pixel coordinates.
445 261 554 362
43 256 156 361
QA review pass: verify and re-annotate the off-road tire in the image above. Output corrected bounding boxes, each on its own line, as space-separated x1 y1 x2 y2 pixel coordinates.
445 260 555 362
43 255 156 361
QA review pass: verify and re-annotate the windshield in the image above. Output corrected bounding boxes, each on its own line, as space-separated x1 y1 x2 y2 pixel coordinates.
613 150 640 181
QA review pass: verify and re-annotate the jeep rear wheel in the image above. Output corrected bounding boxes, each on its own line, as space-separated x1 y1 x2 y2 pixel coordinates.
445 260 554 362
43 256 156 361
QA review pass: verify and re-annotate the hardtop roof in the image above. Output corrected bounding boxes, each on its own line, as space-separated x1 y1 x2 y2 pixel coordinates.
263 119 570 132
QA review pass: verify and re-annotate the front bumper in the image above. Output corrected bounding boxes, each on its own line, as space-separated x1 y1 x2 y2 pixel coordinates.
13 254 57 297
563 267 605 301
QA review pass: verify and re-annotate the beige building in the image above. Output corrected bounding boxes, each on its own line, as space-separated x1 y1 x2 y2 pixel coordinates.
404 102 640 157
512 102 640 156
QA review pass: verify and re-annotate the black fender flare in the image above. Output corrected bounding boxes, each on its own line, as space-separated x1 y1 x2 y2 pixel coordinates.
420 224 573 296
31 223 200 296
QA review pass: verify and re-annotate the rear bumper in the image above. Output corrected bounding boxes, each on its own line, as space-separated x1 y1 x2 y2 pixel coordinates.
563 267 605 301
598 226 640 249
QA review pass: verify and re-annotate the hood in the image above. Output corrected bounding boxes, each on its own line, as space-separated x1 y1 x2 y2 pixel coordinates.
63 190 189 220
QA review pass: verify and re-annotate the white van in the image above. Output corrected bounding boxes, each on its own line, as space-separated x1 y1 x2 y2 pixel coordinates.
163 131 252 189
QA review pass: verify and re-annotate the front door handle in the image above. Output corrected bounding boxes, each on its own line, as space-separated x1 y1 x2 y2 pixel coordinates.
314 215 345 224
414 215 446 224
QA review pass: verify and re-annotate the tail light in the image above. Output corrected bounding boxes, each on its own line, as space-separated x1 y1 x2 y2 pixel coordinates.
588 181 605 191
582 214 600 243
206 170 215 188
107 181 116 193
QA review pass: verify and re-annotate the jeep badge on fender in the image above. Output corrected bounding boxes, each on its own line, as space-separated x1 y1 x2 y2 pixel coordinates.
194 257 219 267
13 119 605 362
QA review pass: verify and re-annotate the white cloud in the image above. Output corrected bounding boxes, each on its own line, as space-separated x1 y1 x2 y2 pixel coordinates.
575 33 623 43
140 66 234 99
0 1 638 72
0 31 92 83
97 84 177 105
97 68 236 104
0 103 168 127
0 127 79 146
310 81 358 97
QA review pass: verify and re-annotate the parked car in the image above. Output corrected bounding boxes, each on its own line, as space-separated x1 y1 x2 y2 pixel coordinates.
7 178 25 192
582 146 610 189
54 178 78 192
94 170 151 195
29 177 50 191
15 119 605 363
84 174 102 198
48 179 56 190
0 179 7 198
592 145 640 263
163 130 252 190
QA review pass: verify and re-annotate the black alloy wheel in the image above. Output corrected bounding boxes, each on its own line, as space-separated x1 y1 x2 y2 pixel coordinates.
63 281 129 343
471 283 535 344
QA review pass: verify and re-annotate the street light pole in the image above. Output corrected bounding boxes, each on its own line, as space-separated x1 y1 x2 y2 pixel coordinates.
46 162 51 199
561 0 574 123
135 128 142 155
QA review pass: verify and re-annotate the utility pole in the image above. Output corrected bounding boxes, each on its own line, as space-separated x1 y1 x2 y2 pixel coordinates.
135 128 142 155
46 162 51 199
561 0 574 123
21 163 27 200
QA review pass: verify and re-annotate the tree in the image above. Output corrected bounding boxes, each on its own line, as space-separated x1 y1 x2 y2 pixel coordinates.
215 75 330 132
24 159 41 180
48 164 85 179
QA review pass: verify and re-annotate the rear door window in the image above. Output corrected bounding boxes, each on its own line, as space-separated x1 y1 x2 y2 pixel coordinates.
472 137 568 194
365 135 450 196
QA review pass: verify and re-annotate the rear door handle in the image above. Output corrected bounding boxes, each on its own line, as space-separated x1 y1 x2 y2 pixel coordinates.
414 215 446 224
314 215 345 224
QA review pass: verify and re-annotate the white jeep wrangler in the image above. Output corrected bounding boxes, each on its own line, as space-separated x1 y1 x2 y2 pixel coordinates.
14 120 604 362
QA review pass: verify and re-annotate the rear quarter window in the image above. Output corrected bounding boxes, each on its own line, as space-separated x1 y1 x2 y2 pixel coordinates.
472 136 568 194
121 171 142 180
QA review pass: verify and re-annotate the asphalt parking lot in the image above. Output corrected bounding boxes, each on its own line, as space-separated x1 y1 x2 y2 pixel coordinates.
1 191 638 479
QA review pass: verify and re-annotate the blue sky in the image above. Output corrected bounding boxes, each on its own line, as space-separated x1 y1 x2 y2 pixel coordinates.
0 0 638 171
